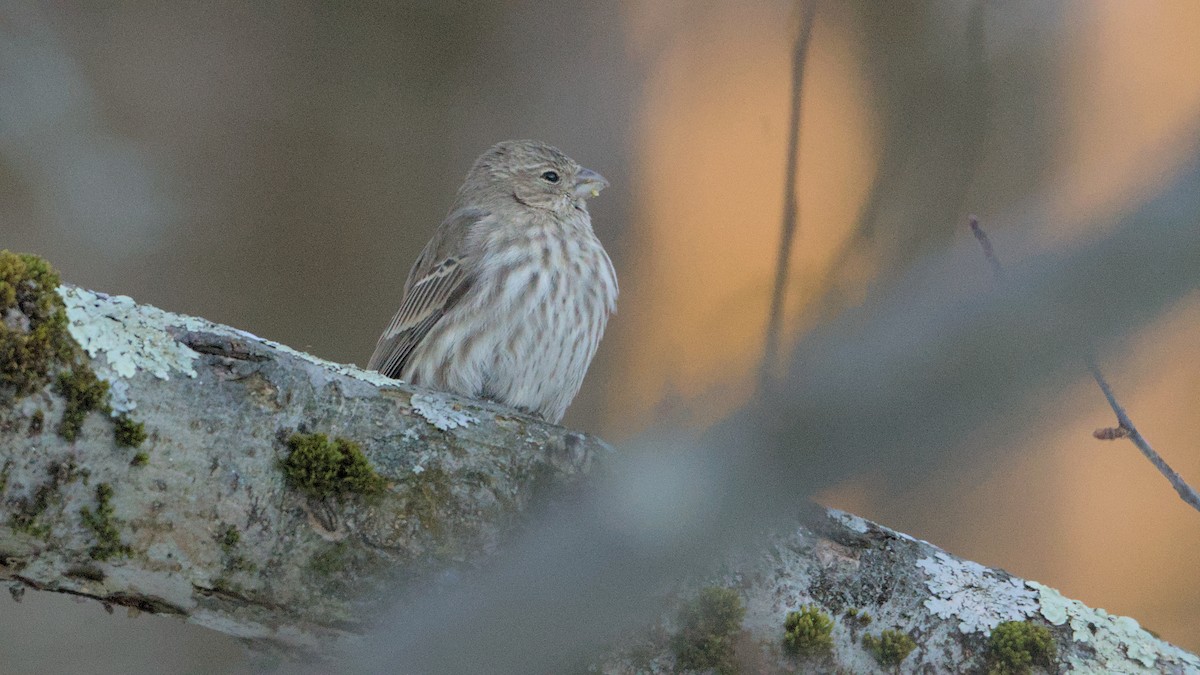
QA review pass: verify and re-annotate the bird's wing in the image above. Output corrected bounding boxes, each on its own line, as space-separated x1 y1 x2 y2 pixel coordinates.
367 208 486 378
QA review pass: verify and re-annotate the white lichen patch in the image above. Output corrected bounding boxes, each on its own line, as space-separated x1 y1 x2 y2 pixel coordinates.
240 329 401 390
60 285 405 410
411 392 477 431
828 509 933 546
916 551 1038 634
60 286 201 412
1032 582 1200 672
828 508 871 534
106 378 135 416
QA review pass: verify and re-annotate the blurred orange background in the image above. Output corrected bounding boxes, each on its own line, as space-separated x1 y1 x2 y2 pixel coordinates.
1 0 1197 669
609 0 1200 652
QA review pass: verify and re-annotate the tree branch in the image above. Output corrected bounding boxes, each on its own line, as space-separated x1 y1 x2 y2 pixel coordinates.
1086 359 1200 512
0 271 1195 671
0 284 606 656
597 505 1200 674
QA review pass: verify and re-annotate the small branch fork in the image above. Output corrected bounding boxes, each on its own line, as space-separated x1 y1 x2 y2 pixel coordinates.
967 215 1200 514
1085 359 1200 512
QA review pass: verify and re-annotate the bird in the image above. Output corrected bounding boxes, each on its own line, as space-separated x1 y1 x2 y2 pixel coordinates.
368 140 617 424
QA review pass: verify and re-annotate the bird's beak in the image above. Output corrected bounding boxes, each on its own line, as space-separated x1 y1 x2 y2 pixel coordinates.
573 167 609 199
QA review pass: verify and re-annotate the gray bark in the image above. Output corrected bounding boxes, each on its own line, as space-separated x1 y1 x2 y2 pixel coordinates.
0 285 605 656
600 506 1200 674
1 286 1196 673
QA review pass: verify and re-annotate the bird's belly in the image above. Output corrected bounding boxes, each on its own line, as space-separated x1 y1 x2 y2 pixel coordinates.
402 235 615 423
480 271 605 422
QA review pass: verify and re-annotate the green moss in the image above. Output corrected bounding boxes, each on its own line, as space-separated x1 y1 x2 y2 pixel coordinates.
0 251 73 402
54 368 109 441
9 460 88 538
28 410 44 435
219 524 240 550
113 415 147 448
63 460 89 485
280 433 386 502
215 523 255 573
79 483 130 560
0 252 136 447
783 605 834 657
985 621 1056 675
670 586 746 675
11 482 55 537
862 629 916 667
130 451 149 467
844 607 872 625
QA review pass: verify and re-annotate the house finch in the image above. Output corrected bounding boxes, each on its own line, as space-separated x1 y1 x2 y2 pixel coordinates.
368 140 617 423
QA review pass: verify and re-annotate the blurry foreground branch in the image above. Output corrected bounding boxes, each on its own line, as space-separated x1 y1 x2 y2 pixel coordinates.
0 261 1196 672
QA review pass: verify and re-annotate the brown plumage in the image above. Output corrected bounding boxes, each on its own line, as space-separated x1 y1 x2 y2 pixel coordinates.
368 140 617 423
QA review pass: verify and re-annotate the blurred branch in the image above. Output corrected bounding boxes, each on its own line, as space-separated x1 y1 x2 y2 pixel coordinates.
760 0 817 389
806 1 992 324
968 215 1200 515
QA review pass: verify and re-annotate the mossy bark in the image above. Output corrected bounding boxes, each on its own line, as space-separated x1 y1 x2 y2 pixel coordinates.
0 259 607 656
0 260 1195 672
599 507 1200 674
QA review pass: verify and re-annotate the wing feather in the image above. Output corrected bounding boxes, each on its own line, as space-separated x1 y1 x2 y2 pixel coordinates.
367 208 487 377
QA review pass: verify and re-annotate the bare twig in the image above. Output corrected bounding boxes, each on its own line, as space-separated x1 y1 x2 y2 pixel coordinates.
967 215 1200 514
760 0 817 389
968 215 1004 281
1085 359 1200 512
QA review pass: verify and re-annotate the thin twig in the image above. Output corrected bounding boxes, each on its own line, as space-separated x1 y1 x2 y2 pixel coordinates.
1085 359 1200 512
968 215 1004 282
760 0 817 390
967 215 1200 514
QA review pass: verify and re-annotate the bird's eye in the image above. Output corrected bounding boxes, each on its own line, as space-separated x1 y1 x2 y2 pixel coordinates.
540 170 560 184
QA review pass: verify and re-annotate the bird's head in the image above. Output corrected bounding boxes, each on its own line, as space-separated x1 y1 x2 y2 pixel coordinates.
463 140 608 216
